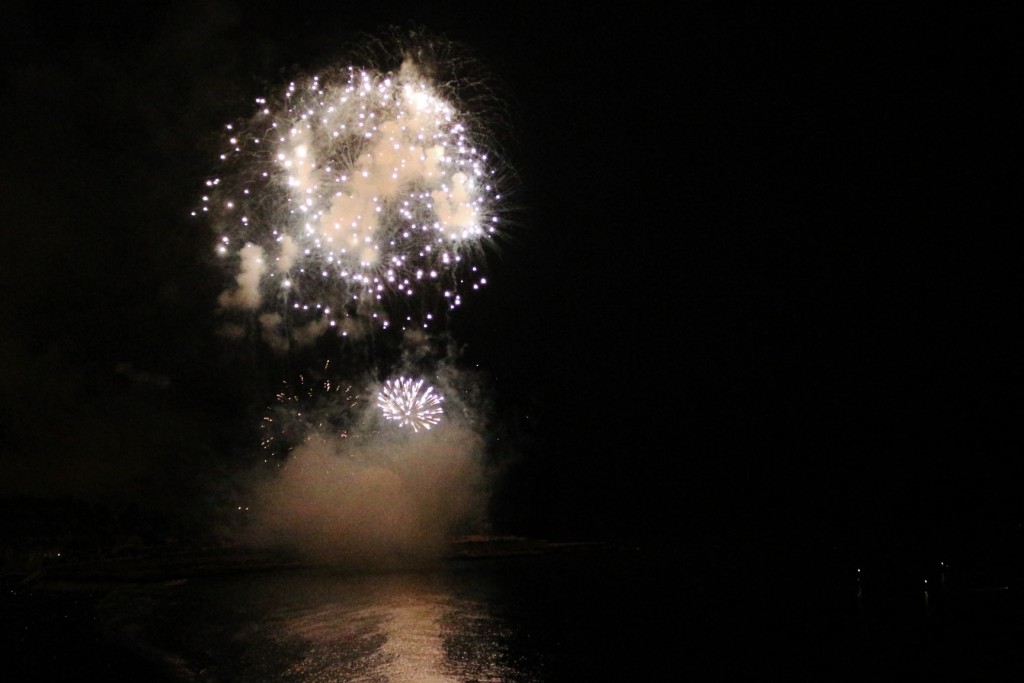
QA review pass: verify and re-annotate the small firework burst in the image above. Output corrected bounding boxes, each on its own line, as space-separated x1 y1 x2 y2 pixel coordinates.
260 361 360 458
376 376 444 432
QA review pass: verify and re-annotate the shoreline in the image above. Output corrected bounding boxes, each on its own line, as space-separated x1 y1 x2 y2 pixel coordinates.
6 536 623 591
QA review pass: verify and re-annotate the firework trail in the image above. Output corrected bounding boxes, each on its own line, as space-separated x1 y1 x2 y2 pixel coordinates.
259 360 361 460
198 53 503 348
377 376 445 432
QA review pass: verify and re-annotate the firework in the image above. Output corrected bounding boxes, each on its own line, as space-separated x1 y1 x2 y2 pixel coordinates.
377 376 444 432
260 361 360 458
198 55 502 343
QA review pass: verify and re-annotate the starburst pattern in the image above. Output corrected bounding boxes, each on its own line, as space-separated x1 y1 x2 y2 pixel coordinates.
197 58 501 342
376 376 444 432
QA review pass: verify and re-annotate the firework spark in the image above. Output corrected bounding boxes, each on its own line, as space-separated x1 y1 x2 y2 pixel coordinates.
377 376 444 432
199 56 502 344
260 361 360 459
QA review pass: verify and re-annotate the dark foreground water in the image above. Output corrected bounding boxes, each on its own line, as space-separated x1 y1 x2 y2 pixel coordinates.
5 546 1023 681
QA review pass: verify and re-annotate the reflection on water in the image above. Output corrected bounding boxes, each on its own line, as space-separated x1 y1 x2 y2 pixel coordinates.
56 549 1024 679
88 548 1024 683
100 563 542 682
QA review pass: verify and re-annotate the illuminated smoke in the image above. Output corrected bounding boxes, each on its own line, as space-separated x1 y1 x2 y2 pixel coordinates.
240 386 489 569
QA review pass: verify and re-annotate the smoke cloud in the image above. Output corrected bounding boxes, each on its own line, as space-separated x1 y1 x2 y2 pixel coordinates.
224 351 494 570
235 414 489 570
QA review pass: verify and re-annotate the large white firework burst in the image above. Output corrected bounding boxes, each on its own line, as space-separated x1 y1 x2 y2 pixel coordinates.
198 55 502 343
376 376 444 432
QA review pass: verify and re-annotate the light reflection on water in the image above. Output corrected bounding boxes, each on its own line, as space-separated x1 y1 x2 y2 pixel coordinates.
100 564 541 682
84 550 1024 679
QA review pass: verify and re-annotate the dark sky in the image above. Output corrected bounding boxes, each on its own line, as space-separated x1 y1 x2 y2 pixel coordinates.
0 3 1019 556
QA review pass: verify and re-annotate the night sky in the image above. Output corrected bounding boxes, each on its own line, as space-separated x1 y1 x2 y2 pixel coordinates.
1 3 1019 566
